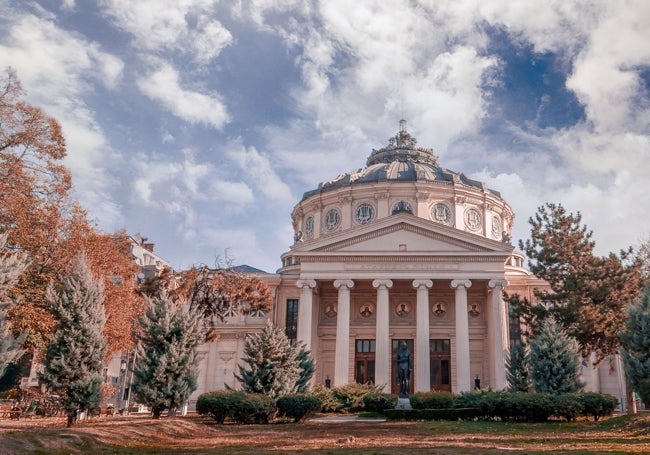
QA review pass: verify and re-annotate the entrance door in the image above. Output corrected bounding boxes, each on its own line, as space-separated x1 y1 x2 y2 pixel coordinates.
391 339 414 395
430 339 451 392
355 339 376 385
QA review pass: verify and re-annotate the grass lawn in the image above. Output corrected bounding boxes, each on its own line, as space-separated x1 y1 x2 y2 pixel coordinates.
0 413 649 454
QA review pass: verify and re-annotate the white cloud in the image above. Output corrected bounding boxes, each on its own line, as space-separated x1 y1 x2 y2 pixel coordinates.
226 143 294 202
100 0 232 63
209 181 255 206
137 62 229 129
0 9 125 228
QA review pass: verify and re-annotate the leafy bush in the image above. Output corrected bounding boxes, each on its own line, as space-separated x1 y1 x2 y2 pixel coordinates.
552 394 583 421
196 390 233 423
276 394 322 422
196 391 276 424
362 393 398 414
410 391 453 410
311 384 343 413
576 392 618 421
332 383 383 412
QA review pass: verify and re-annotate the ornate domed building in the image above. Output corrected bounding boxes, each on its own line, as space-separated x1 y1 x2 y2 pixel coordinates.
189 121 623 404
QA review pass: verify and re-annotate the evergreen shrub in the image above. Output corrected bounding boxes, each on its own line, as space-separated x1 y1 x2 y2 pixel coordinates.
276 394 322 422
196 391 276 424
576 392 618 421
410 391 453 410
384 408 477 421
551 394 583 421
362 393 398 414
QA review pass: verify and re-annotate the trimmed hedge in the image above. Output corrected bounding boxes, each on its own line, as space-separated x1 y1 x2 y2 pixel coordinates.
196 391 276 424
276 394 322 422
385 391 618 422
362 393 398 414
385 407 478 421
410 391 454 410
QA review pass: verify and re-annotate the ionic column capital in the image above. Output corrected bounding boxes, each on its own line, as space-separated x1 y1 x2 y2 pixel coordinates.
296 279 317 289
412 279 433 290
488 279 509 290
372 279 393 289
450 279 472 290
334 279 355 290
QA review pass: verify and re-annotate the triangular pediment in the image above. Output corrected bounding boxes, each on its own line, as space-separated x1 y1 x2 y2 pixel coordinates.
292 214 513 256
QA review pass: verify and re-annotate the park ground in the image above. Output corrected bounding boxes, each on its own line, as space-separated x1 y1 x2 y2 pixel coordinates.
0 413 649 454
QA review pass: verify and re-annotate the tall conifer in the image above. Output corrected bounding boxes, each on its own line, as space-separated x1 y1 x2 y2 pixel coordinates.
530 318 584 394
235 320 312 398
506 342 531 392
40 254 106 427
132 292 205 418
621 287 650 404
0 233 29 378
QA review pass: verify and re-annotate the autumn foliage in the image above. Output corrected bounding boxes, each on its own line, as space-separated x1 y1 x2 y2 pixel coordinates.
0 69 143 355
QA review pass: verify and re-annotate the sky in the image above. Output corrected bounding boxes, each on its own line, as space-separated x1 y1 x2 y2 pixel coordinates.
1 0 649 273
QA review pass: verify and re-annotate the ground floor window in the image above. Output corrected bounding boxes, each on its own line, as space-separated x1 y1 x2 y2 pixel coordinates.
355 339 376 385
430 339 451 392
285 299 298 343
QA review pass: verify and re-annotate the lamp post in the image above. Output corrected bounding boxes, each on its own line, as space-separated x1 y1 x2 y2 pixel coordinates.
119 359 127 414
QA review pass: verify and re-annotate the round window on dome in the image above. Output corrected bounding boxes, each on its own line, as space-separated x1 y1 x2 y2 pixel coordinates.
324 209 341 231
304 216 314 238
430 203 452 225
355 203 375 225
464 208 482 231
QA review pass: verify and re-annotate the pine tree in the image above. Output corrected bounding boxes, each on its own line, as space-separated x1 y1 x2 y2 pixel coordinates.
530 318 584 394
621 286 650 405
519 203 643 362
235 320 309 398
295 344 316 394
132 292 205 418
0 233 29 378
506 342 531 392
40 254 106 427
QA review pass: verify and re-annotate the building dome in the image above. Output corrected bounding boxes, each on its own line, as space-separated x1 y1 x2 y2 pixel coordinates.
302 120 500 201
291 121 513 245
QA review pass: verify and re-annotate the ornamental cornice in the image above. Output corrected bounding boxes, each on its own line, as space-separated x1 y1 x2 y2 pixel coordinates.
297 254 508 264
316 222 489 253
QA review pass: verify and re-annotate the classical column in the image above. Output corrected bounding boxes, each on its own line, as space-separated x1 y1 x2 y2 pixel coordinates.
488 279 509 390
413 279 433 392
451 279 472 392
333 279 354 386
372 279 393 392
296 279 317 352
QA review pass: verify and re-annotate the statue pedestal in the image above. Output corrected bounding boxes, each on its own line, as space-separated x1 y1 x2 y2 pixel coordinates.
395 397 412 410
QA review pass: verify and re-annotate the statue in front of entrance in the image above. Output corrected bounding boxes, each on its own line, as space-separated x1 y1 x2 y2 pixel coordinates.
396 341 412 397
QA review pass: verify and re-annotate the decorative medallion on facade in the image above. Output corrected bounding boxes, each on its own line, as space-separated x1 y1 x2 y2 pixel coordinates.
432 302 447 317
355 203 375 225
464 208 482 231
304 216 314 238
431 203 452 225
391 200 413 215
395 302 411 317
324 303 337 318
468 303 481 317
359 303 374 318
324 208 341 231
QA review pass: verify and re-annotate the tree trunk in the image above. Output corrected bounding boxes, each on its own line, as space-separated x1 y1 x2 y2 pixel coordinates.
152 408 162 419
66 412 76 427
627 389 638 414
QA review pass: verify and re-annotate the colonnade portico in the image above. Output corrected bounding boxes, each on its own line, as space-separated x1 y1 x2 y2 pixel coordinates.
295 276 510 393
